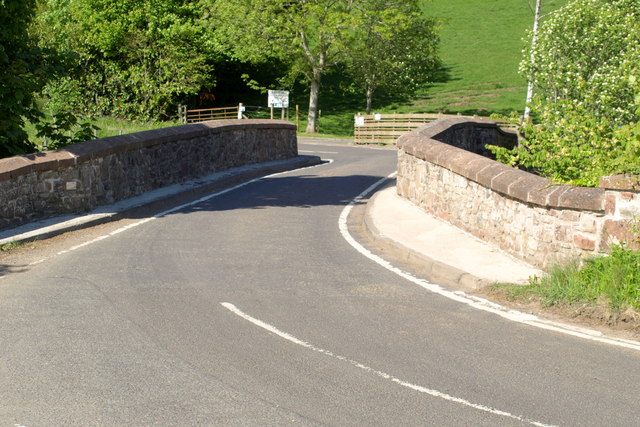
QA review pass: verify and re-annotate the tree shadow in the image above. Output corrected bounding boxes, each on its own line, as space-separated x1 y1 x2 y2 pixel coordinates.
164 173 384 216
430 63 456 85
0 171 390 253
0 263 29 277
317 63 458 115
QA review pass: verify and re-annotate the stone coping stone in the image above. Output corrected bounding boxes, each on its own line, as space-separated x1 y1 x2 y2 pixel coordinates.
0 119 296 182
600 174 640 191
397 117 605 213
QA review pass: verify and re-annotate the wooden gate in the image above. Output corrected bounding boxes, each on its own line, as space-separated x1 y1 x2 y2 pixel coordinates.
180 105 242 124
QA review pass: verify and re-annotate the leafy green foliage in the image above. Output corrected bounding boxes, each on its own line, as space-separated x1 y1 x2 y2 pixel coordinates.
491 97 640 186
211 0 440 132
489 0 640 186
36 0 216 121
0 240 24 252
609 75 640 174
0 0 58 156
35 112 98 150
521 0 640 124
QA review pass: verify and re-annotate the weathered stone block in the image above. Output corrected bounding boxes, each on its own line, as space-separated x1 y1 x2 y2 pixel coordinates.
604 219 629 240
557 186 605 212
619 203 640 219
554 224 572 242
573 234 596 251
527 185 561 207
601 219 639 250
605 195 617 215
599 174 640 191
577 215 597 233
559 210 580 222
490 170 523 196
542 228 555 243
475 163 508 188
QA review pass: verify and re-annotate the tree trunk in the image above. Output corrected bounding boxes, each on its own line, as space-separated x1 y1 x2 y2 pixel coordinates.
524 0 542 122
365 86 374 115
306 69 321 134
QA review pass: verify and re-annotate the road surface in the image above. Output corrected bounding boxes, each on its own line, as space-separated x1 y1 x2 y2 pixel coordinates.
1 138 639 426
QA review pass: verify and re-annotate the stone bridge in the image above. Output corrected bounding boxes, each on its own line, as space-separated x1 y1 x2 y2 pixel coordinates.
1 116 637 268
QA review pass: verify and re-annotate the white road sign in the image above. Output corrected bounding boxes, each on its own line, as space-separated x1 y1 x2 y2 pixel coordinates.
268 90 289 108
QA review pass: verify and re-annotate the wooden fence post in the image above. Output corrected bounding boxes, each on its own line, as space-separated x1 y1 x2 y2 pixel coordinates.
178 104 187 124
238 103 243 120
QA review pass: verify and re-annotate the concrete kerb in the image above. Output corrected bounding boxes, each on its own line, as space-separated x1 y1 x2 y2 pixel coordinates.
0 155 323 246
361 179 491 291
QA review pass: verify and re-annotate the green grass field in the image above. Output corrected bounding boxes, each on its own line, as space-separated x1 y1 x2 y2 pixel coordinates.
409 0 567 116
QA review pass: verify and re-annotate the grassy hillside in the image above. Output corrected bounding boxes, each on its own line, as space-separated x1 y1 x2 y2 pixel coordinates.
311 0 568 135
409 0 567 116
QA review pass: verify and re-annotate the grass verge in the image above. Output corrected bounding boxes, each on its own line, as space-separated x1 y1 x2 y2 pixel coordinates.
492 245 640 329
0 241 24 252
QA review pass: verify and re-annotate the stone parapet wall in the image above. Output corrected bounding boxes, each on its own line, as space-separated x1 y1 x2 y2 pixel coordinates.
0 120 297 231
396 118 640 269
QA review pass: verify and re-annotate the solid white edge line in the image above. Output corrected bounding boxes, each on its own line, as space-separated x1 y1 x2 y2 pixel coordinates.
220 302 555 427
338 174 640 353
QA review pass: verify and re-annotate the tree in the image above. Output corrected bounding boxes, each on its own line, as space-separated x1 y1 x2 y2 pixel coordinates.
0 0 60 156
345 0 440 114
36 0 217 120
211 0 358 133
520 0 640 125
491 0 640 186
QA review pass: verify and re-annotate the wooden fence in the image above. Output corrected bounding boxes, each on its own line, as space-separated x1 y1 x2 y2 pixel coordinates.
178 107 517 140
179 104 243 124
179 103 293 125
354 113 517 145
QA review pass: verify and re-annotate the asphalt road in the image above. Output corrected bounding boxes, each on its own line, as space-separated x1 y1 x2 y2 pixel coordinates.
1 138 639 426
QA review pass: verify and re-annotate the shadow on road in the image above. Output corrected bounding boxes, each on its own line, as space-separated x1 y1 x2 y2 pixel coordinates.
0 169 391 247
166 173 384 215
0 263 29 277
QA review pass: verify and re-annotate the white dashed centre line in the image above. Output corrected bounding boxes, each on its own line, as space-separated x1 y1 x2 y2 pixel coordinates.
221 302 556 427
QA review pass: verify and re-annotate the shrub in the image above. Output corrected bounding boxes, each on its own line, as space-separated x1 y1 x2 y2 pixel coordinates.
490 0 640 187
